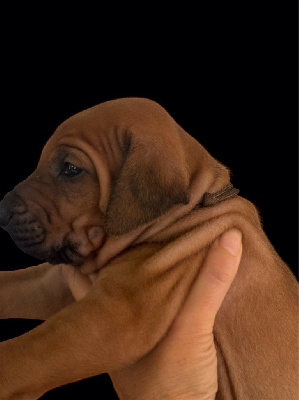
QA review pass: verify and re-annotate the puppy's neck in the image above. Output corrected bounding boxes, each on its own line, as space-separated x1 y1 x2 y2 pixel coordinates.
136 183 239 243
79 224 149 274
79 202 195 275
80 182 239 275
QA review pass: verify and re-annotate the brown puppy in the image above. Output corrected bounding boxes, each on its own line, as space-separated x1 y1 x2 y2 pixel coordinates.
0 98 297 399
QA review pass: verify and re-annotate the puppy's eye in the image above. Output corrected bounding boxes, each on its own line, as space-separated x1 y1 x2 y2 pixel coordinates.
60 162 83 178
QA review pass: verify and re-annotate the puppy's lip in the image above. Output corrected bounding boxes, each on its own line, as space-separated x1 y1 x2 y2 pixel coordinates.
6 215 46 248
48 250 85 267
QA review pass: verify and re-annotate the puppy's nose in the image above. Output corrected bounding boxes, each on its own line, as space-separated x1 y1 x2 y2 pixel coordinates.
0 193 27 228
0 202 12 227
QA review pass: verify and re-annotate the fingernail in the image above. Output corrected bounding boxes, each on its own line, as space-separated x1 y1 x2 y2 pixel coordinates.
219 229 242 256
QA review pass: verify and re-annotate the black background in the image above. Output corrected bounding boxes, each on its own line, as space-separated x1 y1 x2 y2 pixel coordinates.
0 4 297 399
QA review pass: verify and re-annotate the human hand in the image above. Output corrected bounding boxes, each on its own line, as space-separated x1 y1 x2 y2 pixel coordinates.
110 229 242 400
62 229 242 400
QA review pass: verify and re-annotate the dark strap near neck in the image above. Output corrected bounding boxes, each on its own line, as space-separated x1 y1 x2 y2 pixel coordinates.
200 183 239 207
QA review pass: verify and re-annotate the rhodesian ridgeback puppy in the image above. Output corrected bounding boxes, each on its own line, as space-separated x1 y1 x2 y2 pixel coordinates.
0 98 297 399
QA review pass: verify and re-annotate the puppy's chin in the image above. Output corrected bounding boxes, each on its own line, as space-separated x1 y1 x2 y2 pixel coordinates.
12 237 87 267
46 241 87 266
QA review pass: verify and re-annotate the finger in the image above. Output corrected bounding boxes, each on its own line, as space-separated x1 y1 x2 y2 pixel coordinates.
61 264 93 301
174 229 242 332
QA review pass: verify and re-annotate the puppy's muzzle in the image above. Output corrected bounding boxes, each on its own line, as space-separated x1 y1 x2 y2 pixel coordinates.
0 192 45 249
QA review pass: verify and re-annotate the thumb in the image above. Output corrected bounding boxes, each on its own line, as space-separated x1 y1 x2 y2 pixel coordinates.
176 229 242 333
61 264 93 300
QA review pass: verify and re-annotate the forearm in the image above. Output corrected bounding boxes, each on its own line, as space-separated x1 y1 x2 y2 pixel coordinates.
0 263 74 320
0 294 141 399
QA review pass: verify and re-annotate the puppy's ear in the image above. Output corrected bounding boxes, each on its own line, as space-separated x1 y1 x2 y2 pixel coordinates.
105 133 189 235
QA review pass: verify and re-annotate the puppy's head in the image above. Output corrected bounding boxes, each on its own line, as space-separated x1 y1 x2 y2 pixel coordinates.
0 99 188 265
0 98 230 266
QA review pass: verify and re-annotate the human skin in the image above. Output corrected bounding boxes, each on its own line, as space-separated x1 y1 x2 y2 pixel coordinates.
62 228 243 400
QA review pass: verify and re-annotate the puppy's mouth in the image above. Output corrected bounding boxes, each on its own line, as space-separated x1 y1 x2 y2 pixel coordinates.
2 213 86 267
4 214 46 250
0 193 90 266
